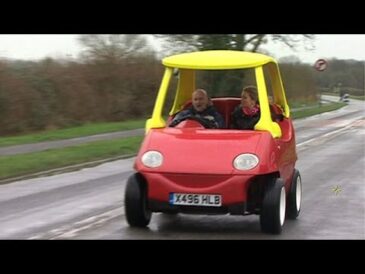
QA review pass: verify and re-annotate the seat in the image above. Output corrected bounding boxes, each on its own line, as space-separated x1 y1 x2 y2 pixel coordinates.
211 98 241 128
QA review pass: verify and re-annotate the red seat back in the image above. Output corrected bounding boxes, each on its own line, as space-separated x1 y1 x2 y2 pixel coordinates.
211 98 241 128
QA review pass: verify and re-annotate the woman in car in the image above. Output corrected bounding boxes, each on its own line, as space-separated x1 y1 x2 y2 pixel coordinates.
230 86 260 130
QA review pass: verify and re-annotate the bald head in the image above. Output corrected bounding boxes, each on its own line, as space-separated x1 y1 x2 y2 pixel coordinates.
193 89 208 97
192 89 209 112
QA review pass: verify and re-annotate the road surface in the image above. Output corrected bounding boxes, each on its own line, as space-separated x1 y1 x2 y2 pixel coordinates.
0 98 363 239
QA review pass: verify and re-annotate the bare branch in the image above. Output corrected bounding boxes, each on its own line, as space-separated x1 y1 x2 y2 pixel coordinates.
77 35 154 62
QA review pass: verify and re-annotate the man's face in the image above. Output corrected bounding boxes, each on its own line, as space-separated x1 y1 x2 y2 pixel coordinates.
192 91 209 112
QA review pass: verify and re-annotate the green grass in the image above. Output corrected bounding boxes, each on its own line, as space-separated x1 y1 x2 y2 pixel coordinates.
0 136 144 180
0 119 145 147
289 101 320 109
291 102 347 119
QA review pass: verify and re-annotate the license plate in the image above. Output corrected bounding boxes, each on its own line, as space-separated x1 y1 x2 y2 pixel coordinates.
169 193 222 207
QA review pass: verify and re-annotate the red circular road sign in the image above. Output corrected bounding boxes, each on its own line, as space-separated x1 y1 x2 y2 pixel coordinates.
314 59 327 71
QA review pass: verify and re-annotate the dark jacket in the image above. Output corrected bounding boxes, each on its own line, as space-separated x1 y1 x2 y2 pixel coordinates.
230 105 260 130
170 105 225 129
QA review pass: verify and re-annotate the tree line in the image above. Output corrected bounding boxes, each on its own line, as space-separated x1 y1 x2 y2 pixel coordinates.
0 55 162 135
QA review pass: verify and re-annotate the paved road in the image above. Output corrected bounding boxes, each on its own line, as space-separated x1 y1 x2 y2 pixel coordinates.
0 98 363 239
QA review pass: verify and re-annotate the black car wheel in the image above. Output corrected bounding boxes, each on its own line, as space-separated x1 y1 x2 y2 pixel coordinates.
286 169 302 219
124 173 151 227
260 178 286 234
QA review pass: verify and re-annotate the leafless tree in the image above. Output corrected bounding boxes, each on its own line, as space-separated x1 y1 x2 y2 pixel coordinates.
154 34 314 57
77 35 154 63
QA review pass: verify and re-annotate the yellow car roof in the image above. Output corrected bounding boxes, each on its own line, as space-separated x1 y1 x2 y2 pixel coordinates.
162 50 275 70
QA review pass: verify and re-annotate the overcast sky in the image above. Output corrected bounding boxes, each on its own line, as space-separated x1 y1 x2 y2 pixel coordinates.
0 34 364 64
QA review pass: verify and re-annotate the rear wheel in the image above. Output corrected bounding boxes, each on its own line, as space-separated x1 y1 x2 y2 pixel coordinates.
124 173 151 227
260 178 286 234
286 169 302 219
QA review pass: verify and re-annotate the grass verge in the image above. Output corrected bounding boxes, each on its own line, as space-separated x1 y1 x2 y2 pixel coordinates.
0 136 143 181
0 119 145 147
291 102 346 119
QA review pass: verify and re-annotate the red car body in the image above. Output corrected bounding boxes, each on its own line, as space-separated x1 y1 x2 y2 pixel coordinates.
136 114 296 209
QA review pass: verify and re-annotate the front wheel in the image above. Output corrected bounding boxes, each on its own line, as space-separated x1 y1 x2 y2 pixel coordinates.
260 178 286 234
124 173 151 227
286 169 302 219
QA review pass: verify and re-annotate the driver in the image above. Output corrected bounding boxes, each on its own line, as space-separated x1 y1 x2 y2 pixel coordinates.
169 89 225 129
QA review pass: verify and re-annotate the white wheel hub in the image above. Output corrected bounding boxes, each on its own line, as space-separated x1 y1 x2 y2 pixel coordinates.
279 187 286 226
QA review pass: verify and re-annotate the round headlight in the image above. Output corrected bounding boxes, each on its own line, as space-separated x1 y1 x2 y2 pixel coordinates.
141 151 163 168
233 153 259 170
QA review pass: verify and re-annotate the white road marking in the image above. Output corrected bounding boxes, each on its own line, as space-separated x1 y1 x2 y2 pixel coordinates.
28 206 124 239
297 118 363 151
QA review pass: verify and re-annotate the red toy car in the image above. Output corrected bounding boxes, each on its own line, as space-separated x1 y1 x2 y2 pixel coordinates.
125 50 302 234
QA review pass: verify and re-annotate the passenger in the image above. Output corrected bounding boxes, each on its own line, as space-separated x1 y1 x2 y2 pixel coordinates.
169 89 225 129
230 86 260 130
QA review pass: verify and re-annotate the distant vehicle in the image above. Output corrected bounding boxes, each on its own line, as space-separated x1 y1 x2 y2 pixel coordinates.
124 50 302 234
340 93 350 103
